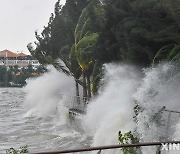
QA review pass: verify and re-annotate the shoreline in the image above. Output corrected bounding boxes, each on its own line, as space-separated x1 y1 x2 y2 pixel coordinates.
0 85 24 88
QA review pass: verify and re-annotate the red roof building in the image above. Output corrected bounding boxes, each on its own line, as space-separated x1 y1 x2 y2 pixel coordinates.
0 50 17 58
17 53 27 57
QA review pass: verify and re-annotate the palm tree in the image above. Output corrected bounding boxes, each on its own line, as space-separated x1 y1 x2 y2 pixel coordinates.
73 0 106 98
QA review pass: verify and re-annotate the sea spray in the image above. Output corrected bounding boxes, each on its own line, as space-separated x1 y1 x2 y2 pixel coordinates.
23 65 74 119
83 64 141 154
134 64 179 129
22 65 91 152
21 62 180 153
133 62 180 153
83 62 180 154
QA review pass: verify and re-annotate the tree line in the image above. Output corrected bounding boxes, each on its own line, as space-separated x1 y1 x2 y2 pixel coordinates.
0 65 45 87
28 0 180 98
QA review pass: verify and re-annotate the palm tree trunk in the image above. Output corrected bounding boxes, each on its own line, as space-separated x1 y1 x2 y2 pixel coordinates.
76 81 80 97
82 70 87 101
75 81 80 104
87 74 91 99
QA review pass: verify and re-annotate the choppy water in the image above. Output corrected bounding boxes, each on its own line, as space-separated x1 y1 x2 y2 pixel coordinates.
0 88 89 153
1 62 180 154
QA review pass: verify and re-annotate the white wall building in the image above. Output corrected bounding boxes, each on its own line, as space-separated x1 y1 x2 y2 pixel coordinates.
0 50 41 69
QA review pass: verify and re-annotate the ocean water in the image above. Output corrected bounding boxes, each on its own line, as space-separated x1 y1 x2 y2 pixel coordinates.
0 87 90 154
0 63 180 154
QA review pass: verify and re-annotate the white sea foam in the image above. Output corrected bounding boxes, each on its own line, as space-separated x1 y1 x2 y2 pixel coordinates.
84 62 180 154
83 64 140 154
23 65 74 119
22 62 180 154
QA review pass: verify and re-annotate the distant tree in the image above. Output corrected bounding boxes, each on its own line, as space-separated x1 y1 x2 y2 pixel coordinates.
0 66 6 82
14 65 19 74
27 65 33 74
21 67 27 74
36 65 44 74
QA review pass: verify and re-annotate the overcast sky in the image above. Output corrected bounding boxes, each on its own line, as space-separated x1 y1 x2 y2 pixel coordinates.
0 0 66 54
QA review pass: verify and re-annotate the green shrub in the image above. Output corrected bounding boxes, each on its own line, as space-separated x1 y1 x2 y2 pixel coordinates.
6 145 28 154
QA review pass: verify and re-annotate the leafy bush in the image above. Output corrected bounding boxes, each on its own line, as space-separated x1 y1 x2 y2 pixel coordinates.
118 131 139 154
6 145 28 154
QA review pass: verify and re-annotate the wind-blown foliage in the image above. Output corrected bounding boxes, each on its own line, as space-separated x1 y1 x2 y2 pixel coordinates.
152 44 180 65
28 0 90 97
72 0 106 97
97 0 180 65
28 0 180 96
28 0 89 70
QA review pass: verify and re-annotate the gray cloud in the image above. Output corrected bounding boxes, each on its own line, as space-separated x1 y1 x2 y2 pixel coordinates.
0 0 66 54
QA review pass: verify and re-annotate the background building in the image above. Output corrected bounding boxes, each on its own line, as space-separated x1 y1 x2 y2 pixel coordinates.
0 49 40 70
